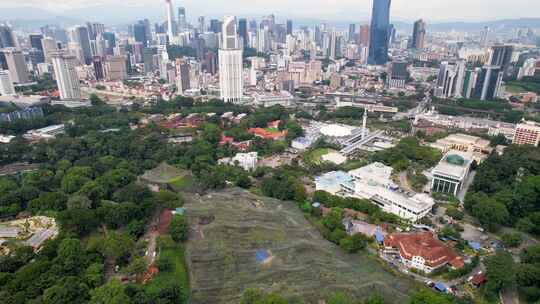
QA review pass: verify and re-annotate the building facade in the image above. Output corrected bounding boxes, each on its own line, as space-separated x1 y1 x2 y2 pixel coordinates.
51 52 81 100
218 16 243 103
368 0 391 65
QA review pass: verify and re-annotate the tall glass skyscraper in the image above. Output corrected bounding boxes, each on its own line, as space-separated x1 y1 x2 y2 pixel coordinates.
368 0 391 65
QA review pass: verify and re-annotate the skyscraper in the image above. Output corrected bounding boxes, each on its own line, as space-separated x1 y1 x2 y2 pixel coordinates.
165 0 176 41
198 16 206 33
133 21 149 47
41 37 58 64
411 19 426 49
0 70 15 95
358 24 370 46
30 34 45 64
286 20 293 36
178 7 187 31
218 16 243 103
72 26 93 65
4 49 29 84
348 24 356 42
473 66 503 101
0 26 16 48
368 0 392 65
238 18 248 47
176 58 190 92
490 45 514 69
51 52 81 100
210 19 222 33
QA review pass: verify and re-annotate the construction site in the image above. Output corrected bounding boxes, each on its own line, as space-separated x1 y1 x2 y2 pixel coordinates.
183 188 414 304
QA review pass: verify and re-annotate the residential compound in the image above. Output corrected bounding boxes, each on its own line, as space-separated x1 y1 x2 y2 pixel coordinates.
316 163 434 222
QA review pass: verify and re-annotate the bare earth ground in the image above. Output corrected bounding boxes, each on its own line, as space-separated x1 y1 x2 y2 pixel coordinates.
183 188 414 304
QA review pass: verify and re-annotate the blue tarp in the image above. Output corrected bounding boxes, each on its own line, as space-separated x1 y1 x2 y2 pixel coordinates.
375 228 385 243
256 250 270 263
468 241 481 251
175 208 185 215
434 282 447 293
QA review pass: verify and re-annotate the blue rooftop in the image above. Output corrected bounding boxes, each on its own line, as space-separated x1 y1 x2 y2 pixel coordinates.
468 241 481 251
316 171 353 189
434 282 447 293
375 228 385 243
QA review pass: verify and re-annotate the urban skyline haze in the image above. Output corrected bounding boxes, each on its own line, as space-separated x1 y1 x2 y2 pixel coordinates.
0 0 539 23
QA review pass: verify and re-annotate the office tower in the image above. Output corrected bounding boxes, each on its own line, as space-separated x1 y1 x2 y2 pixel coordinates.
257 27 271 53
176 58 190 92
480 26 490 47
104 55 127 81
165 0 176 41
218 16 243 103
387 61 409 88
435 61 466 99
198 16 206 33
0 26 16 48
348 24 356 42
368 0 391 65
473 66 503 101
358 24 370 46
0 70 15 95
462 68 479 99
142 47 158 74
41 37 58 64
178 7 187 31
51 52 81 100
88 23 105 40
388 24 396 44
102 32 116 49
0 52 6 70
490 45 514 69
133 21 149 47
210 19 222 33
93 56 105 80
72 26 93 65
411 19 426 49
286 20 293 36
238 18 248 47
30 34 44 51
4 49 29 84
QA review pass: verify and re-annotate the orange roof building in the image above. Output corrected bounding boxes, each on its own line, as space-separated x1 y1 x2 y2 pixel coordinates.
383 232 464 273
248 128 287 140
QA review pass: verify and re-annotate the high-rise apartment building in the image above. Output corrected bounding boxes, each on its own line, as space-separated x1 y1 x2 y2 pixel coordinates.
0 70 15 95
218 16 243 103
176 58 190 92
435 61 466 99
105 55 127 81
411 19 426 49
387 61 409 89
51 52 81 100
490 45 514 69
4 49 29 84
368 0 391 65
513 121 540 147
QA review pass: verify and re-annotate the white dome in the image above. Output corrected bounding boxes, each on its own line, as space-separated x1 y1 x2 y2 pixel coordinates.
320 124 353 137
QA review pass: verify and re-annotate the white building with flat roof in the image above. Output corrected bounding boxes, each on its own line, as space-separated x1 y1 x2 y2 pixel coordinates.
431 150 473 196
315 163 435 222
219 152 258 171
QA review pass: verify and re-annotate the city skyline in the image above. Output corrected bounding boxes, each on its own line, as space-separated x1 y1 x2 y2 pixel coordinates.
1 0 539 23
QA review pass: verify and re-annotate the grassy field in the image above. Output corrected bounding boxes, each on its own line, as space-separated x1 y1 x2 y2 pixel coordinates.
183 188 415 304
303 148 332 165
340 159 368 171
169 175 195 192
145 238 190 302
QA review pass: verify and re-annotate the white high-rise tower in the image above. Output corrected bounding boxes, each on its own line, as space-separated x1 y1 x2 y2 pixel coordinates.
218 16 243 103
51 52 81 100
0 70 15 95
165 0 175 42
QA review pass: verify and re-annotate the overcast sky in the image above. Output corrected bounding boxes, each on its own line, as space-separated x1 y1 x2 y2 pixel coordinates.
1 0 539 22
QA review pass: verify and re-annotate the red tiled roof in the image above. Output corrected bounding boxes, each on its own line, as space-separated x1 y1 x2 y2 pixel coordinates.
248 128 287 140
471 272 486 286
384 232 464 269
